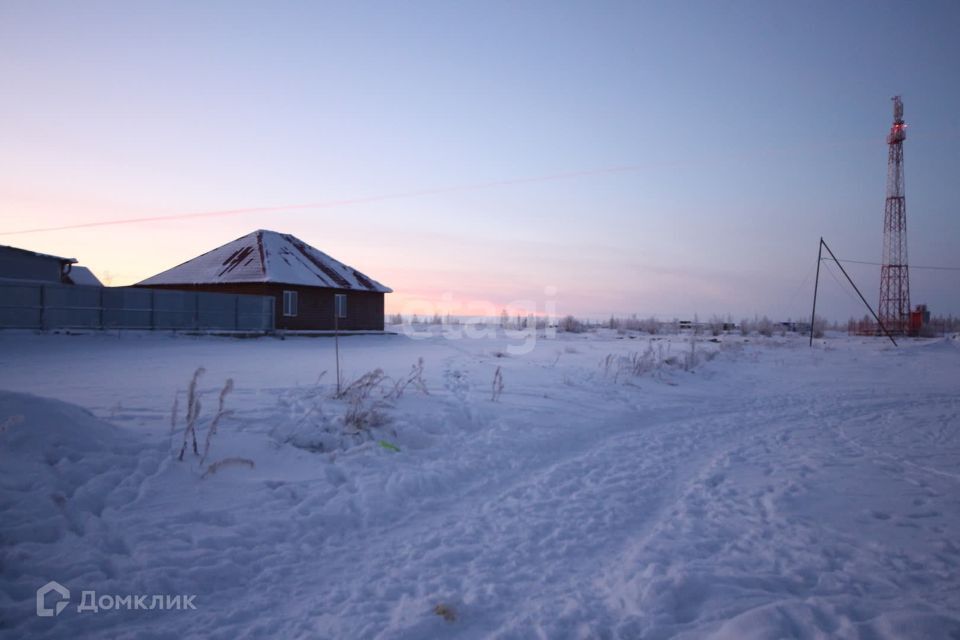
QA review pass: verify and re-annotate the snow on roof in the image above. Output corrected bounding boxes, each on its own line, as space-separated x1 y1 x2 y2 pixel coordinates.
65 266 103 287
136 230 392 292
0 244 76 264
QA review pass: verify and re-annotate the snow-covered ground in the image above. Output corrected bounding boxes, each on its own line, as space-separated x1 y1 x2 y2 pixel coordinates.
2 328 959 639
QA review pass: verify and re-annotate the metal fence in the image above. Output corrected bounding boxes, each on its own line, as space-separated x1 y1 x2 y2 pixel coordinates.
0 281 275 332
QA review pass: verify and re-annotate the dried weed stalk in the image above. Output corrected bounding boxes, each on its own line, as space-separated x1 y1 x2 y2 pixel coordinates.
491 366 504 401
177 367 206 461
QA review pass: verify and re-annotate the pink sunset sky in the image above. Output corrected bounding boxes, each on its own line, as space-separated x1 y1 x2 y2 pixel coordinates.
2 2 959 320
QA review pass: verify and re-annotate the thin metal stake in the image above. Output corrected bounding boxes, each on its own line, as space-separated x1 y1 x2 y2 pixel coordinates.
334 297 341 395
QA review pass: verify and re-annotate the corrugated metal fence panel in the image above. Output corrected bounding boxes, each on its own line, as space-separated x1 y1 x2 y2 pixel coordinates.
236 295 273 330
153 289 199 330
197 292 237 330
0 281 274 331
102 287 152 329
0 283 43 328
43 285 102 328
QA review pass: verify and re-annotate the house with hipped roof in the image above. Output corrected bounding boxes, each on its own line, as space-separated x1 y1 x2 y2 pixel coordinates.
136 230 391 331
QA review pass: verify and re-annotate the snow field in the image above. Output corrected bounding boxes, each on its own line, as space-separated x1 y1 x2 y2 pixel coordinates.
1 329 959 638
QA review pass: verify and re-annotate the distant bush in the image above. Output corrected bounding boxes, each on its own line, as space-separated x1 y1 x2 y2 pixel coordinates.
605 314 659 334
708 315 726 336
756 316 774 337
638 316 660 334
558 315 586 333
812 315 827 338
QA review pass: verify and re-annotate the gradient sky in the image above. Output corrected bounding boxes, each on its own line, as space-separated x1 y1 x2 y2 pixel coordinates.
2 0 959 320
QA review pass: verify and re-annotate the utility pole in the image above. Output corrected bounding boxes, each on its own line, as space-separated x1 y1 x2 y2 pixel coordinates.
809 238 823 347
809 238 897 347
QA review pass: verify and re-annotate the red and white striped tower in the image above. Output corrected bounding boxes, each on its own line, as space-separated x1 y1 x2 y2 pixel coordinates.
878 96 910 334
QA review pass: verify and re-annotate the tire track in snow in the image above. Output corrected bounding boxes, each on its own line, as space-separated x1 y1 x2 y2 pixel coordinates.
587 384 960 639
292 396 814 638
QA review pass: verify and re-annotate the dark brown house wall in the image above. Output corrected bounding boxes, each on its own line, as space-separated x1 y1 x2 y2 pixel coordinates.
138 283 385 331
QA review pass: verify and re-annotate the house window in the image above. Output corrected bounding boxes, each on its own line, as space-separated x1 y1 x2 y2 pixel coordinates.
334 293 347 318
283 290 298 317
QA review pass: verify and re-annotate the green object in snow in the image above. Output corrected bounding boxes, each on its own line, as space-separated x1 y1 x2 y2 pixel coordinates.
378 440 401 452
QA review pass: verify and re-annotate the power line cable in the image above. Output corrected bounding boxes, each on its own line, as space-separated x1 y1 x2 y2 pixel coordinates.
823 259 865 307
822 257 960 272
1 165 644 236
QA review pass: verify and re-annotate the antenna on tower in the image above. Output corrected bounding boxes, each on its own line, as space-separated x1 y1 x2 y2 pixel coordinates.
878 95 911 334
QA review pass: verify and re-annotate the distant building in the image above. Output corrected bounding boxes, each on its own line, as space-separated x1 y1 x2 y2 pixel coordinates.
63 266 103 287
909 304 931 336
0 244 76 283
136 229 392 331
